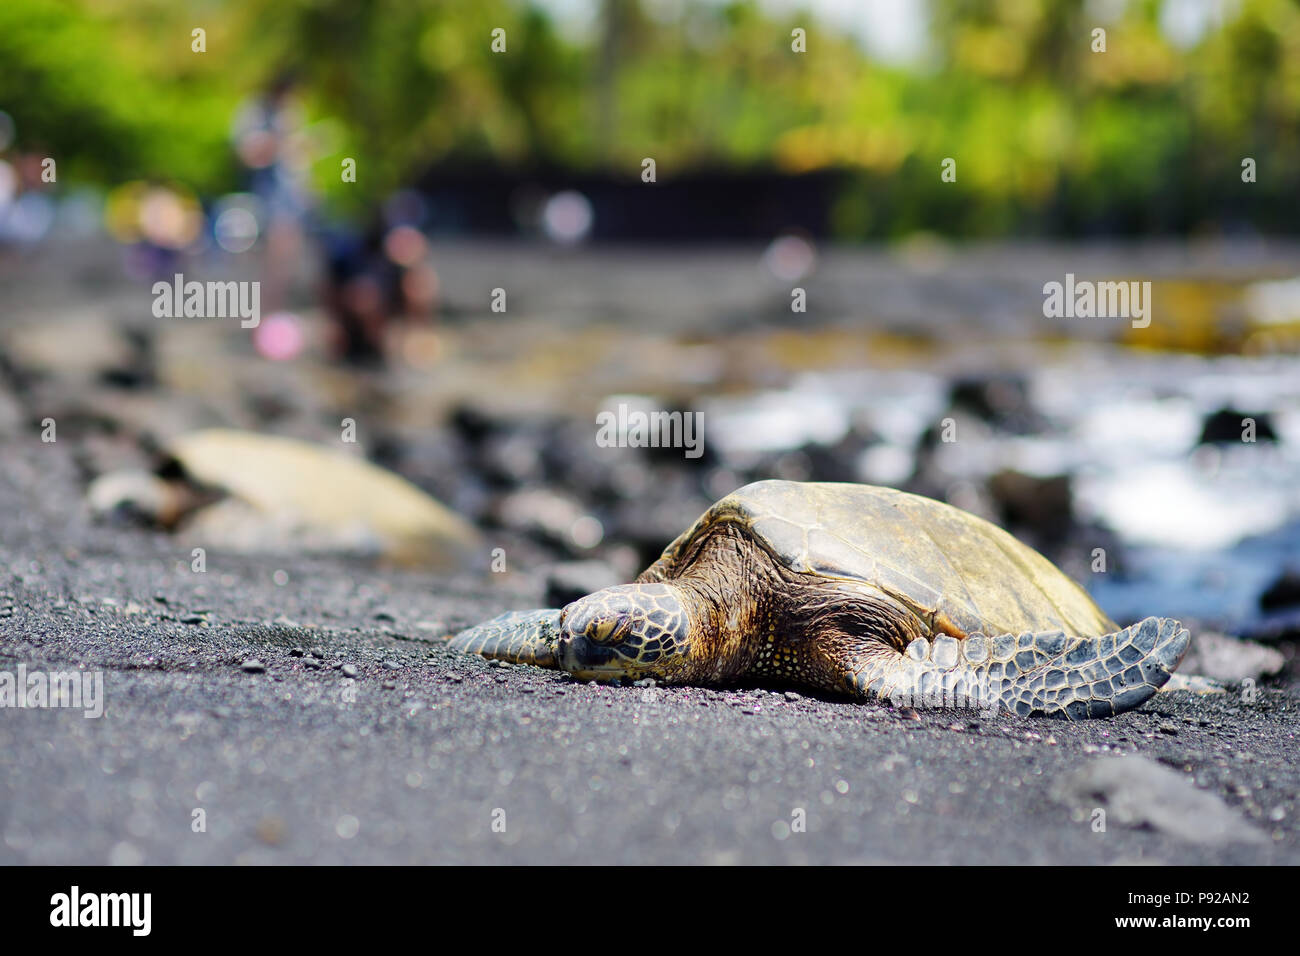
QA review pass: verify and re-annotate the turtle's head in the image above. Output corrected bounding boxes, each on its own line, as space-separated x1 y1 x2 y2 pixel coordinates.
556 583 692 681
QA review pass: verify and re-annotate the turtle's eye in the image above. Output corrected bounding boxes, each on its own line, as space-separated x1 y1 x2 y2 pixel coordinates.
585 615 630 645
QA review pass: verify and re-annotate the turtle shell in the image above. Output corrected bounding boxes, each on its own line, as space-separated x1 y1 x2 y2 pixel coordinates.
164 429 480 567
641 480 1115 640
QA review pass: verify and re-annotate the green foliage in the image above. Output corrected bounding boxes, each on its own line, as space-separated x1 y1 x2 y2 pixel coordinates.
1 0 1296 235
0 0 239 189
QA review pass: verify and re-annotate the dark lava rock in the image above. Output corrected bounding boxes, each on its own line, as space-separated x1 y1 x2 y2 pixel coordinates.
798 426 876 483
742 425 877 487
948 373 1045 434
481 427 548 488
1259 569 1300 612
988 470 1074 545
1238 607 1300 643
546 560 623 607
1198 407 1278 445
449 403 500 446
494 487 594 550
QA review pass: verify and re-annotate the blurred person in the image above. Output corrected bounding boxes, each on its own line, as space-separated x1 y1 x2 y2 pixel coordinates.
0 148 56 251
319 210 440 368
319 221 392 366
231 73 316 315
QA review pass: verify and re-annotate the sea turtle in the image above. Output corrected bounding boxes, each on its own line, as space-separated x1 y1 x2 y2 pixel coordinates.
87 429 480 567
448 481 1190 719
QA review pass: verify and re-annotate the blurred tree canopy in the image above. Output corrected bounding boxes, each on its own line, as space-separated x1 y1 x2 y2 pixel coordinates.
1 0 1296 236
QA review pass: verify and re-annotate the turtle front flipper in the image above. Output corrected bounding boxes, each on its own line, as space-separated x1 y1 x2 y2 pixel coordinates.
447 609 562 668
846 617 1190 719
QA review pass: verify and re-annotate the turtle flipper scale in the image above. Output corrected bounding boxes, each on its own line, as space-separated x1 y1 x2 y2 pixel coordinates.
447 609 562 668
847 617 1189 720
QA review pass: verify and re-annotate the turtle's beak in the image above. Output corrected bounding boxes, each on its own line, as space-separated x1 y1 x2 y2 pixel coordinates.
555 628 622 678
554 631 575 669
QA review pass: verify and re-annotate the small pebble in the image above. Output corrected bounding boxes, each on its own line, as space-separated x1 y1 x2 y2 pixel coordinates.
341 663 358 679
241 659 266 673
